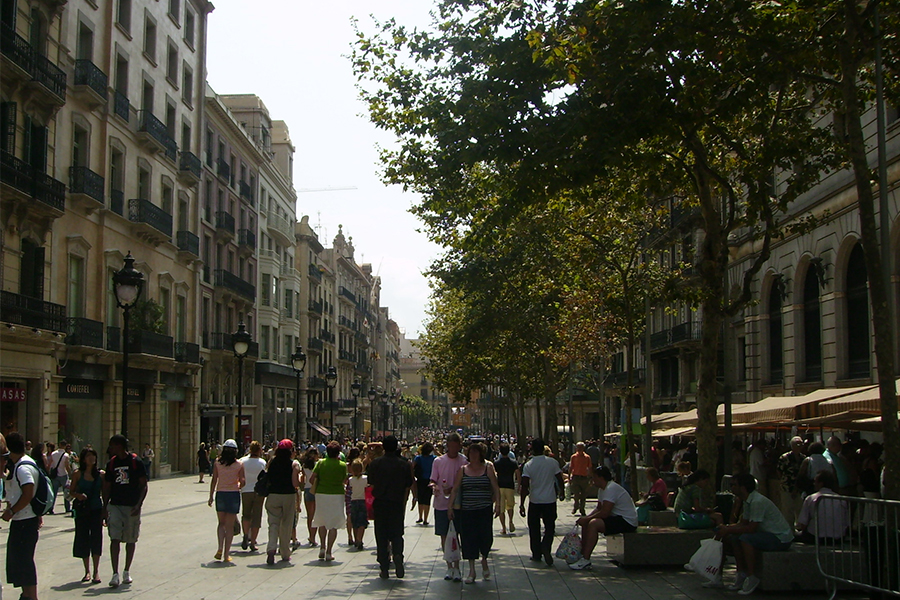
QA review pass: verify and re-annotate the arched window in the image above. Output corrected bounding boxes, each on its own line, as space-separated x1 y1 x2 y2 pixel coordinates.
846 244 870 378
769 281 783 383
803 269 822 381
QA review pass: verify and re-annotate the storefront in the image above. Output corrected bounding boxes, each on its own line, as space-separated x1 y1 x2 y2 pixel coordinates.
200 408 226 446
58 379 105 453
0 383 26 438
256 362 300 445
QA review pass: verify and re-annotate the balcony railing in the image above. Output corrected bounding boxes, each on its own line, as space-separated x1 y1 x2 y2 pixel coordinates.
671 321 701 344
216 157 230 181
128 198 173 238
215 211 235 235
267 213 293 243
238 228 256 250
106 326 121 352
113 90 130 121
338 349 354 362
0 290 66 333
176 230 200 256
308 337 324 352
127 330 174 358
320 329 335 343
32 52 67 101
66 317 104 348
610 368 646 387
339 286 357 304
179 151 201 181
137 110 177 160
214 269 256 301
0 23 66 103
68 166 104 204
209 332 258 357
308 263 322 282
308 299 324 315
307 376 325 389
1 150 65 212
175 342 200 364
73 59 108 101
239 180 253 202
650 329 671 351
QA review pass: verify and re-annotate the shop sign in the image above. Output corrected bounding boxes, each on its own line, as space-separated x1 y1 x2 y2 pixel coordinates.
59 380 104 400
126 385 145 403
0 387 26 402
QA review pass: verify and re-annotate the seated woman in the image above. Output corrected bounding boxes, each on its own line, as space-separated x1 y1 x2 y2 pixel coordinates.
673 469 723 529
569 466 638 571
635 467 668 523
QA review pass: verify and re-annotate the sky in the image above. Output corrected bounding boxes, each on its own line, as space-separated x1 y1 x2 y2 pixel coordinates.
206 1 439 336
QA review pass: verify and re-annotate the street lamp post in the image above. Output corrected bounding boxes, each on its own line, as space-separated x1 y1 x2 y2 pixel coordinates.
232 322 252 443
291 345 307 443
368 387 377 440
350 379 361 442
381 391 390 434
113 252 144 438
325 366 338 440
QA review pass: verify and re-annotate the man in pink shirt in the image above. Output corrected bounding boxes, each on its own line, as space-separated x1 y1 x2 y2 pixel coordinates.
430 432 468 582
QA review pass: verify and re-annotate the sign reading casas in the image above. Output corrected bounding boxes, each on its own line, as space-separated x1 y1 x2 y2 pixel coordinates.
0 387 26 402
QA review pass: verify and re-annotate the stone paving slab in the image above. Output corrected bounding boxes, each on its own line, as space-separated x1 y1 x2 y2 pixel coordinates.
0 475 856 599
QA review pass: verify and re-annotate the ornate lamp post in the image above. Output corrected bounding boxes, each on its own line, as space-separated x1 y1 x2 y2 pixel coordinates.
368 387 377 440
350 378 362 441
325 366 338 440
113 252 144 438
232 322 252 443
291 345 307 443
381 390 390 434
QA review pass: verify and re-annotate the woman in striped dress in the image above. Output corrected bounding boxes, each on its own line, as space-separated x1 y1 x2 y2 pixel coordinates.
448 442 500 584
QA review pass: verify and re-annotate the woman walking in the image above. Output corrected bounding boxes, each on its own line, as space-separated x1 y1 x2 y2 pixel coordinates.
300 448 319 546
198 443 210 483
208 439 245 562
413 442 436 525
239 441 267 552
265 439 301 565
310 440 347 561
448 442 500 584
70 447 104 583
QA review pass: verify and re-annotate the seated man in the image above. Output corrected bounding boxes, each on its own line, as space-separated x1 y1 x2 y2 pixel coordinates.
569 465 638 571
795 470 849 545
707 473 793 595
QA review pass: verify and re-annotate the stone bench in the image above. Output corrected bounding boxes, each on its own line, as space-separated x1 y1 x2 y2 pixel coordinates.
759 544 863 592
607 527 714 567
648 509 678 527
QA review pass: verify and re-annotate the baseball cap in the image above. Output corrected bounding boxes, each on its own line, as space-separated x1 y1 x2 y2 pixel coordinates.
277 439 294 451
223 439 238 449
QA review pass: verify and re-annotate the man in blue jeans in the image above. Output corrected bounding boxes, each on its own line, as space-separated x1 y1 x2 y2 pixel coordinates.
48 441 72 514
709 472 793 595
519 438 565 566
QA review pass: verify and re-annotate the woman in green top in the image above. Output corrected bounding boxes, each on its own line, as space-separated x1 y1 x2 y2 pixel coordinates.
309 441 348 560
674 470 722 529
70 448 104 583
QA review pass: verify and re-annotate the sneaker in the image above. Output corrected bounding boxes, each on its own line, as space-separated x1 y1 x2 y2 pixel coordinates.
453 568 462 582
444 567 453 581
569 557 593 571
109 573 120 588
684 563 695 572
727 572 748 591
702 578 725 589
738 575 761 595
543 547 554 566
122 571 132 585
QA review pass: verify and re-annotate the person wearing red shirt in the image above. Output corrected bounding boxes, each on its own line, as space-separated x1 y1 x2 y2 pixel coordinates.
569 443 593 516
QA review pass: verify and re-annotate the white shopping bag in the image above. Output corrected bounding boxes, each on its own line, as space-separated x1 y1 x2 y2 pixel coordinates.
687 538 723 582
443 521 461 563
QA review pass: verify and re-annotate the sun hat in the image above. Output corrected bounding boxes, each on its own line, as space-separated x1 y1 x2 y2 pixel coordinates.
223 439 239 449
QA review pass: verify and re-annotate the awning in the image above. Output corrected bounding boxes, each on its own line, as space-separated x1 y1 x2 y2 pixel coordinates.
309 422 331 437
641 412 685 426
818 380 899 417
790 410 883 430
652 426 696 437
731 385 872 424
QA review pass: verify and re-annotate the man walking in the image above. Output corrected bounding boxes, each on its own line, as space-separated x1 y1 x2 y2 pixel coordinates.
102 434 148 588
493 444 519 535
430 432 468 581
48 440 72 514
367 435 415 579
519 438 565 566
3 432 41 600
569 442 592 516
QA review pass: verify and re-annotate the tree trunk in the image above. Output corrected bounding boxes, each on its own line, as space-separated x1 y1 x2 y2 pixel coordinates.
838 8 900 499
625 326 640 499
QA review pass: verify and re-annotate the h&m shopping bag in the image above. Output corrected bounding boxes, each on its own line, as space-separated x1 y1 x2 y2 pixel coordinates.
443 521 461 563
687 538 723 582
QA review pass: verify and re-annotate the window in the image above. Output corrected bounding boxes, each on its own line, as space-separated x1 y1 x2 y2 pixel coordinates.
182 64 193 105
261 274 271 306
201 297 210 346
846 244 870 378
115 53 128 95
261 326 270 360
184 10 195 47
160 287 171 335
272 277 280 309
175 295 185 342
803 268 822 381
141 79 153 112
110 146 124 194
116 0 132 32
19 239 44 300
165 100 176 139
284 288 293 319
768 282 783 383
283 335 292 366
0 102 15 155
68 254 85 318
205 129 213 164
72 123 89 168
143 16 156 62
138 164 150 199
29 8 46 55
107 268 119 328
77 22 93 61
161 180 173 214
168 0 180 23
181 122 191 153
166 40 178 83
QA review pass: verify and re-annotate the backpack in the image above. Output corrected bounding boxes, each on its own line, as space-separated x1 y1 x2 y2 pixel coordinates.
14 460 54 516
254 469 270 497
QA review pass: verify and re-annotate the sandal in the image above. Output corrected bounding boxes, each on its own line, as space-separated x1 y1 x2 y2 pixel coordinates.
483 567 491 581
92 577 102 584
81 574 92 582
325 553 334 561
318 548 326 561
465 573 477 584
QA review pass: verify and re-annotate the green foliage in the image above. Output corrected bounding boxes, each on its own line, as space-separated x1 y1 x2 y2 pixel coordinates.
130 299 165 334
400 395 441 431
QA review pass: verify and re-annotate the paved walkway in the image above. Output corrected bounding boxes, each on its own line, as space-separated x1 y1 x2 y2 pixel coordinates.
3 476 839 599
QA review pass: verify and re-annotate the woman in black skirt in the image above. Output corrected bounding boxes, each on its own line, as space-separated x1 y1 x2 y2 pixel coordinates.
70 447 104 583
198 442 211 483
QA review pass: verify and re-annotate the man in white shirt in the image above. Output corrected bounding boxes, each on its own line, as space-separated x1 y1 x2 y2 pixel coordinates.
519 438 565 566
570 465 638 570
2 432 41 600
49 440 72 514
795 470 849 544
239 441 268 552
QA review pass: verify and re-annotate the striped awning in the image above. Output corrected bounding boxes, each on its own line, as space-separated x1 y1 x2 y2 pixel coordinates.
817 380 899 417
309 422 331 437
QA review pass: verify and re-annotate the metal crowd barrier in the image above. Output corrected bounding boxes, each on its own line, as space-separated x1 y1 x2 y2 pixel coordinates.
814 495 900 599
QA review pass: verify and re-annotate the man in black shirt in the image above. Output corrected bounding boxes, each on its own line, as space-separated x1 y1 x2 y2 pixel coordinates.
102 435 148 588
367 435 415 579
493 444 519 535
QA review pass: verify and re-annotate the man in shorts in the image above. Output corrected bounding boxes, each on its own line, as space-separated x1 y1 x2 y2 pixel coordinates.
102 434 148 588
493 444 519 535
2 432 41 600
430 432 468 581
569 465 638 570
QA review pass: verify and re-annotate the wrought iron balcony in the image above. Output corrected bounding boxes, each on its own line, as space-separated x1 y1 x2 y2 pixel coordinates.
175 341 200 363
1 290 67 333
320 329 335 343
209 332 258 357
127 329 174 358
307 376 325 390
610 368 646 387
239 180 253 202
308 263 322 282
339 286 357 304
338 349 354 362
0 23 66 105
308 299 324 315
73 59 108 105
214 269 256 301
33 169 66 212
32 52 66 103
176 230 200 257
68 166 104 205
215 211 235 236
355 331 367 344
106 325 121 352
66 317 104 348
178 151 201 184
308 337 324 352
238 228 256 250
0 150 65 214
650 329 672 351
113 90 130 121
128 198 173 241
137 110 177 159
671 321 701 344
216 157 230 181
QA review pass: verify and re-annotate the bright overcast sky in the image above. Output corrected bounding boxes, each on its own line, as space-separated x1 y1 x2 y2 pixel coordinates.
206 1 439 336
